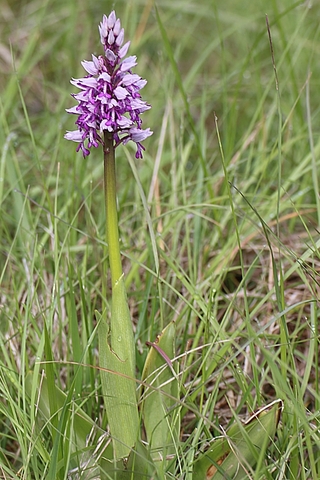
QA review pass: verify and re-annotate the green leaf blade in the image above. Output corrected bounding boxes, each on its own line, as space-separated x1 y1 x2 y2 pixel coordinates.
98 275 139 460
192 399 283 479
141 321 180 469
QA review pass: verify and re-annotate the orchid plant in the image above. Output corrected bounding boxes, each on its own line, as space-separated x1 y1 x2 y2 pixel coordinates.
65 11 152 462
64 10 173 476
27 10 283 479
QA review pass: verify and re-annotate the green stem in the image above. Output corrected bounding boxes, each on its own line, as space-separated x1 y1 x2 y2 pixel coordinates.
104 131 123 288
100 132 139 459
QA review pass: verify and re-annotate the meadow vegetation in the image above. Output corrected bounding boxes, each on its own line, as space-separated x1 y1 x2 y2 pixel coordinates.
1 0 320 478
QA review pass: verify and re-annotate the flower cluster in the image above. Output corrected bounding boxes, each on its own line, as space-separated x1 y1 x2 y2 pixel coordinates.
64 11 152 158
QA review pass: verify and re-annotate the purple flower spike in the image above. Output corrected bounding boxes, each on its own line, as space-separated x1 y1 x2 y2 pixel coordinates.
64 11 152 158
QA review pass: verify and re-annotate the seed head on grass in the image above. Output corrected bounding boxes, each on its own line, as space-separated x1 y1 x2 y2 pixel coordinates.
64 11 152 158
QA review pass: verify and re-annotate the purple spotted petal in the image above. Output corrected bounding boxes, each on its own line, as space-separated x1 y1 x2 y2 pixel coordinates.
129 127 153 142
119 41 130 58
65 130 83 142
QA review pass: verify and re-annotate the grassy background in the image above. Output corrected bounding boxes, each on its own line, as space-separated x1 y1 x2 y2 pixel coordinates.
1 0 320 478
